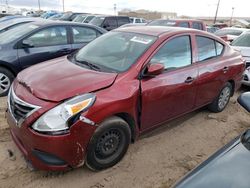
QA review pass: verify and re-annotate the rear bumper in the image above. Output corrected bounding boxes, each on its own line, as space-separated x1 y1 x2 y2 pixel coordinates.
7 109 96 171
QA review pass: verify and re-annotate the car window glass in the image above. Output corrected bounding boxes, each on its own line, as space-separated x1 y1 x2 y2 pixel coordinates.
117 17 130 26
179 22 189 28
231 33 250 47
215 29 243 36
103 17 117 27
26 26 67 47
192 22 203 30
216 42 224 55
135 19 141 23
196 36 218 61
72 26 97 43
151 36 192 69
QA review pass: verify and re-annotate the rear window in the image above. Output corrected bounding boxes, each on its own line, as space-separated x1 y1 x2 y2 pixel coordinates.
196 36 224 62
231 32 250 47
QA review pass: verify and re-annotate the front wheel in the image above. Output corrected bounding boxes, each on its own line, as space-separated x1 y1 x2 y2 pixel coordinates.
86 116 131 171
208 82 232 113
0 67 14 97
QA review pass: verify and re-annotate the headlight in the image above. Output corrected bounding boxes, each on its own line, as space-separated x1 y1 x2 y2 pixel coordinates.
32 93 96 134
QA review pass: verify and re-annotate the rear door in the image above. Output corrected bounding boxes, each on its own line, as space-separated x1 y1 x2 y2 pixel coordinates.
140 35 198 130
17 26 71 69
194 35 226 107
70 26 101 52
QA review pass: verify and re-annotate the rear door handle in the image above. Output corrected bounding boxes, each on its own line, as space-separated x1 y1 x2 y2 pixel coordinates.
185 77 195 83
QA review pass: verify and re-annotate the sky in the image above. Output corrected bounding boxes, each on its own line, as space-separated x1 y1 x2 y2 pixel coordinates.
2 0 250 17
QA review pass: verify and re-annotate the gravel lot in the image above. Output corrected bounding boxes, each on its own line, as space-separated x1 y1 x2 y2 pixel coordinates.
1 88 250 188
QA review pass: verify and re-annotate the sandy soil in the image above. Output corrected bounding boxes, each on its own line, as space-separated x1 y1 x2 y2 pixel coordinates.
1 89 250 188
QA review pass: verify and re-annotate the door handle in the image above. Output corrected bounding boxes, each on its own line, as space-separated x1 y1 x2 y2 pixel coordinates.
59 48 71 53
223 66 229 73
185 77 195 84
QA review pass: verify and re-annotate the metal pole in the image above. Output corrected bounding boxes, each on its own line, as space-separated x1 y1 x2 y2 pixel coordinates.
114 4 117 15
214 0 221 24
38 0 41 10
230 7 235 26
62 0 65 12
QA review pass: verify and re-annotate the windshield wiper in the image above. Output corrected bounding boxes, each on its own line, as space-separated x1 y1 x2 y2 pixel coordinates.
74 58 101 71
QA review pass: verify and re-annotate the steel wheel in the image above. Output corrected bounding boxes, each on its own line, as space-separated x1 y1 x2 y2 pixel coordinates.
218 86 231 110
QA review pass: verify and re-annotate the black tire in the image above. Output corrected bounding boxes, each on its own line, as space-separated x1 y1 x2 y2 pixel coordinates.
86 116 131 171
208 82 232 113
0 67 14 97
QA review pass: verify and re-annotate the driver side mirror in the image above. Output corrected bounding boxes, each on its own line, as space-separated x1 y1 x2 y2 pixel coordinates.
22 39 34 48
238 92 250 112
144 63 165 77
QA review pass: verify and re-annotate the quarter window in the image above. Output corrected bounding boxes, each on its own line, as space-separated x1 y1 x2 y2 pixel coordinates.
26 26 67 47
151 36 192 69
72 26 97 43
196 36 224 61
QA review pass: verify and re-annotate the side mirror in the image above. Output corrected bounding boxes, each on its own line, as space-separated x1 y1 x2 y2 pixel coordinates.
238 92 250 112
145 63 164 77
22 39 34 48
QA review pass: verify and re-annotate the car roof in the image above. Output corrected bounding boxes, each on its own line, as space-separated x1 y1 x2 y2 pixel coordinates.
115 26 203 37
152 19 203 22
95 15 129 18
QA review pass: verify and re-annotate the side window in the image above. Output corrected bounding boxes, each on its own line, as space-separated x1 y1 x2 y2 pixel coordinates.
192 22 203 30
117 17 130 26
26 26 67 47
151 36 192 69
179 22 189 28
196 36 224 62
72 26 97 43
103 17 117 28
135 19 141 23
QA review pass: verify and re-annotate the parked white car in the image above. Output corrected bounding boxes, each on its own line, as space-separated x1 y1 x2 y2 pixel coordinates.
231 32 250 86
129 17 147 24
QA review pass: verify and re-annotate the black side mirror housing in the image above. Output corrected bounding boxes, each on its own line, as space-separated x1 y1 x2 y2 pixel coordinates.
238 92 250 112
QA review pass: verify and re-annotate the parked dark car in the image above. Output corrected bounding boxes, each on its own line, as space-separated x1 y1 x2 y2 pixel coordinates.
6 26 244 171
89 15 130 31
174 92 250 188
147 19 207 31
0 21 106 96
0 17 44 34
58 12 83 21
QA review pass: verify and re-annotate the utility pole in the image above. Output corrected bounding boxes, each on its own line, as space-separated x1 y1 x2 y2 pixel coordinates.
62 0 65 12
214 0 221 24
38 0 41 10
114 4 117 15
230 7 235 26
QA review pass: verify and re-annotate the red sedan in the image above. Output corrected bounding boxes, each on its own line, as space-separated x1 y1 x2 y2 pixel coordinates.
6 26 245 171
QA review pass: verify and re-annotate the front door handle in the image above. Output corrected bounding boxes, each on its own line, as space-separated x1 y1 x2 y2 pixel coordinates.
223 66 229 73
185 77 195 83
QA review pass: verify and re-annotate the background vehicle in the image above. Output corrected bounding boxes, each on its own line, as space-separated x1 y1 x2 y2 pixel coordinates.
147 19 207 31
6 27 244 172
215 27 249 43
129 17 147 24
174 92 250 188
119 23 147 28
58 12 83 21
47 13 63 20
40 11 59 19
89 15 130 31
0 21 106 96
0 17 44 34
73 14 96 23
207 26 220 33
231 32 250 86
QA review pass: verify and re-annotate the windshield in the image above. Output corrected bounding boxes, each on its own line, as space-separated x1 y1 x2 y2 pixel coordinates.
148 20 176 26
73 15 86 22
0 24 38 45
231 32 250 47
74 31 157 72
90 17 105 26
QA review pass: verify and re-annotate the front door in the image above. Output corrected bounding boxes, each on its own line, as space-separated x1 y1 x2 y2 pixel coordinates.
17 26 71 69
140 35 198 130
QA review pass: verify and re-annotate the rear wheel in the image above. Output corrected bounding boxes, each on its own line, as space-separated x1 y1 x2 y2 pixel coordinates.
208 82 232 113
86 117 131 171
0 67 14 97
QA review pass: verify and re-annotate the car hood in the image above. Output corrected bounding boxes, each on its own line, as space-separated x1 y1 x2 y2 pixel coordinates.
174 131 250 188
16 56 118 102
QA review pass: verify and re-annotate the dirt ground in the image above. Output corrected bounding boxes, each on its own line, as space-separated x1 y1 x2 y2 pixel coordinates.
1 88 250 188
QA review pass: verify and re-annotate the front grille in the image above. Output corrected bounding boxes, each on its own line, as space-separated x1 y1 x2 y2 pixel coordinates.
244 75 249 81
8 86 40 127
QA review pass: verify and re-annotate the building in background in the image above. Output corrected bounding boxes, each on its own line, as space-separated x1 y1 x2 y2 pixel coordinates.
118 9 177 20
